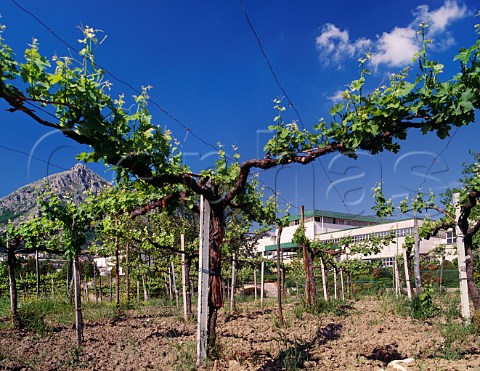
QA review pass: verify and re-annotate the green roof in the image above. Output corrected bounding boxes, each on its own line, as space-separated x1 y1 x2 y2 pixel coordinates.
265 242 300 251
288 209 385 224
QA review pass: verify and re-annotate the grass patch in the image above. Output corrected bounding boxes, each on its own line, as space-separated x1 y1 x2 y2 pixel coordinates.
379 293 411 317
18 298 72 334
0 296 9 316
169 340 197 371
280 338 307 370
436 321 479 360
82 301 120 321
58 346 89 369
0 296 10 329
306 299 352 317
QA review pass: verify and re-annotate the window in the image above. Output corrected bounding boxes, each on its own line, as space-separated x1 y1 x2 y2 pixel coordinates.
382 257 395 267
446 231 456 245
396 228 413 237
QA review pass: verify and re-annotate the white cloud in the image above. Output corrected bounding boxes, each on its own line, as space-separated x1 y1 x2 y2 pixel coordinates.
315 23 371 66
316 0 470 69
328 90 346 103
414 0 468 36
371 27 418 68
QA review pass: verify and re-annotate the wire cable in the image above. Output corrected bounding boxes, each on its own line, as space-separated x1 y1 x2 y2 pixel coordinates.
239 0 305 130
11 0 353 215
9 0 219 154
415 126 460 195
239 0 353 215
0 144 69 171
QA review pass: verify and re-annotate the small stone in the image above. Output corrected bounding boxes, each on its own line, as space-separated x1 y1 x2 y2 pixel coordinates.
228 360 240 367
387 358 415 371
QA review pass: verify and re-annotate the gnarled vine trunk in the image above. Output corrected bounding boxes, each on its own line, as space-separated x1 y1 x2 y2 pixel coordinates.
207 205 225 351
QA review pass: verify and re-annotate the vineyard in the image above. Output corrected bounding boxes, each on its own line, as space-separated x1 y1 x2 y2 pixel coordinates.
1 275 480 370
1 1 480 370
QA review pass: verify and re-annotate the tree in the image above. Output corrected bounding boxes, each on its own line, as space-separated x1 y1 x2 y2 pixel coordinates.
373 153 480 312
0 217 62 328
373 189 439 296
1 22 480 352
40 194 94 346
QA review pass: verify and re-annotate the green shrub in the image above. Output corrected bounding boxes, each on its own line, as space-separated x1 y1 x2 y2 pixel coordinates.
301 298 351 317
280 338 306 370
409 284 438 319
0 296 9 317
18 302 48 335
17 298 72 333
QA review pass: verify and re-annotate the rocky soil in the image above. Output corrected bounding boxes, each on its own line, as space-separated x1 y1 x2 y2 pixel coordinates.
1 296 479 370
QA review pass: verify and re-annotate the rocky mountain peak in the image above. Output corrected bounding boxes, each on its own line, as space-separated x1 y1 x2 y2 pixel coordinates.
0 164 110 226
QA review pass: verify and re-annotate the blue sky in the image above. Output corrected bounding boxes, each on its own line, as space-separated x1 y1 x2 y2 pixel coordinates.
0 0 478 217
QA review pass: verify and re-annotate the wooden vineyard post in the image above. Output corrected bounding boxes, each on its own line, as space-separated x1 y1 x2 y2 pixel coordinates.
136 276 140 302
164 274 172 301
6 235 19 328
99 273 103 302
454 193 471 323
125 243 130 306
66 260 69 298
171 261 179 308
142 274 149 302
254 268 257 301
394 257 401 297
230 252 237 312
93 261 98 304
197 195 210 364
51 276 55 299
403 249 412 300
109 270 113 302
181 234 188 321
276 226 284 326
73 255 83 347
413 210 422 295
35 250 40 298
333 267 338 300
321 257 329 301
439 255 445 291
114 215 121 316
300 206 311 306
260 259 265 309
340 268 345 301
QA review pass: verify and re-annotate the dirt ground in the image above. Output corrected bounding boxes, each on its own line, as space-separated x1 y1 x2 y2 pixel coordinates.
1 296 479 370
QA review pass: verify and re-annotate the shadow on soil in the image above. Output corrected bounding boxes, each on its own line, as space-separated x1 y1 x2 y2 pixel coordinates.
362 342 405 365
225 309 273 322
257 322 343 370
145 328 193 339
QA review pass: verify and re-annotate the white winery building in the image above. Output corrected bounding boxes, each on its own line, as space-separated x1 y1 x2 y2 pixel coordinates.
256 209 455 266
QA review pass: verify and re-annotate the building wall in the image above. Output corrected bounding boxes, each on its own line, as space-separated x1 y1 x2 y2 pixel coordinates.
256 215 456 264
278 220 358 246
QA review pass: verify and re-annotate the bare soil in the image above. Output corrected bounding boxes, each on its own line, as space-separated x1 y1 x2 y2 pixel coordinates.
1 296 479 370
